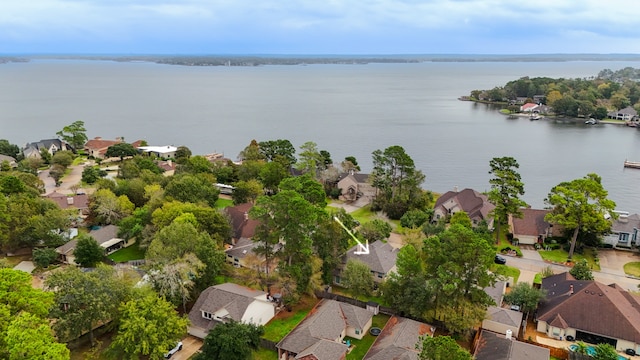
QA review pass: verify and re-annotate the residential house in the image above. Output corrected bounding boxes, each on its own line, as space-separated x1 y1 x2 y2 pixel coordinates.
608 106 638 121
603 212 640 248
432 187 495 228
335 240 399 284
509 208 559 245
22 138 73 159
474 329 549 360
537 272 640 352
155 159 177 176
55 225 125 265
45 191 89 218
223 203 269 270
187 283 275 339
137 145 178 159
482 280 523 337
83 137 144 159
0 154 17 167
363 316 433 360
336 172 376 203
277 299 374 360
520 103 539 113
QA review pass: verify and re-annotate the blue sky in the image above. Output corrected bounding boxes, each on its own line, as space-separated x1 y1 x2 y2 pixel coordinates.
2 0 640 55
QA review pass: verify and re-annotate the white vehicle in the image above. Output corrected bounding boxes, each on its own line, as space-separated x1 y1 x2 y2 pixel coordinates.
164 341 183 359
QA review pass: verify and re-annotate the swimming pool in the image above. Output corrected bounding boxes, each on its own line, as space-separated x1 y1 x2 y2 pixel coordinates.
568 344 629 360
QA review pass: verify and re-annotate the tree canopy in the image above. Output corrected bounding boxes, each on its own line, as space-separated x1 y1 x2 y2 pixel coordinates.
488 156 527 243
419 335 472 360
56 120 88 149
195 321 263 360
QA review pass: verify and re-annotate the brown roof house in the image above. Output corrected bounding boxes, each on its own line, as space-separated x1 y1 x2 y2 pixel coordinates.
603 212 640 248
277 299 374 360
223 203 268 270
188 283 275 339
336 172 376 203
45 191 89 217
335 240 399 285
509 208 560 245
432 188 494 228
536 272 640 352
55 225 125 265
474 329 549 360
84 137 144 159
363 316 434 360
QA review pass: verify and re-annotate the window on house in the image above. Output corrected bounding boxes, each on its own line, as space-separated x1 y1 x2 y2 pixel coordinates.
619 233 629 243
202 311 213 320
552 327 560 336
377 273 384 278
355 329 360 335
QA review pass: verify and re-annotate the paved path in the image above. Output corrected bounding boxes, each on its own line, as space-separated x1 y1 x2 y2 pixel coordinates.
39 161 92 195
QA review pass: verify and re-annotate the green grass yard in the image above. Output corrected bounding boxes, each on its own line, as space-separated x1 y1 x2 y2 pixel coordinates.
107 242 145 263
253 348 278 360
215 197 233 209
538 248 600 271
345 314 391 360
262 297 318 343
623 262 640 277
491 264 521 284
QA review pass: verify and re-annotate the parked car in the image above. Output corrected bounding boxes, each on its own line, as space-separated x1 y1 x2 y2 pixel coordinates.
494 255 507 265
164 341 183 359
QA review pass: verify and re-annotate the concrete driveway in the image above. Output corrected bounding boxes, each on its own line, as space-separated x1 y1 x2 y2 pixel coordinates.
168 336 202 360
39 161 92 195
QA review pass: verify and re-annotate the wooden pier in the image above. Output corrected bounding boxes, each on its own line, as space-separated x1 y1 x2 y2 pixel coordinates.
624 160 640 169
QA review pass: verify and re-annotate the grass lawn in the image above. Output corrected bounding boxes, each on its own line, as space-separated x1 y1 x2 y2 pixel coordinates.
215 197 233 209
491 264 520 283
107 242 145 263
538 248 600 270
623 262 640 277
331 285 389 307
349 205 376 225
533 273 542 285
1 254 31 267
262 296 318 342
345 314 391 360
253 348 278 360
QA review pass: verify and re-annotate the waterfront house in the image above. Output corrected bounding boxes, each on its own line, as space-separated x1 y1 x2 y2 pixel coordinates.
608 106 638 121
363 316 433 360
509 208 558 245
335 240 398 284
277 299 373 360
83 137 144 159
520 103 539 113
187 283 275 339
336 171 376 203
603 212 640 248
137 145 178 159
23 138 73 159
432 187 494 228
536 272 640 352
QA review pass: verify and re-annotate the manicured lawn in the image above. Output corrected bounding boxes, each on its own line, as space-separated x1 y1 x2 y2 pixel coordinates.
253 348 278 360
349 205 376 225
331 285 388 306
215 197 233 209
623 262 640 277
107 242 145 263
262 297 318 342
491 264 520 284
345 314 391 360
538 248 600 270
533 273 542 285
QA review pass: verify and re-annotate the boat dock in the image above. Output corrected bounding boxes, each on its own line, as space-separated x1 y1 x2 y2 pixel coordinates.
624 160 640 169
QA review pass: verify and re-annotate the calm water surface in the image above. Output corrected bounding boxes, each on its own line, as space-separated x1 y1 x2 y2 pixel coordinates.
2 60 640 211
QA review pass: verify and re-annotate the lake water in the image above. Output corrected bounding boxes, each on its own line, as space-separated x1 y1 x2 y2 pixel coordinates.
2 59 640 211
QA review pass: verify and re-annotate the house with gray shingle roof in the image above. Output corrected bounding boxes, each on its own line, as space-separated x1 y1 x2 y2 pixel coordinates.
433 188 495 228
335 240 399 284
0 154 17 167
536 272 640 352
55 224 124 265
474 329 549 360
337 172 376 203
277 299 373 360
363 316 433 360
603 212 640 248
23 138 73 159
187 283 275 339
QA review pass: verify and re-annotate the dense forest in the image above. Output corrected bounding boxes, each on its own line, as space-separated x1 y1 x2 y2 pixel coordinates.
469 67 640 118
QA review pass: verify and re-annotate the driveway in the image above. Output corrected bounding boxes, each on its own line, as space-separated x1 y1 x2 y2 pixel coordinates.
169 336 202 360
39 161 92 195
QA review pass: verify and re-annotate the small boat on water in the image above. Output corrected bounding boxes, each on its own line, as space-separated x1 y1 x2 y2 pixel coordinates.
624 160 640 169
530 114 541 121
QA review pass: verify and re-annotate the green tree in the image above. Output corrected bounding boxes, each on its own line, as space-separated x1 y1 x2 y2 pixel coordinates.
503 282 546 313
449 211 473 228
592 343 619 360
312 210 352 285
418 335 472 360
371 145 425 219
382 245 429 318
400 209 430 228
110 294 188 360
258 139 296 167
105 142 138 160
238 139 266 162
0 139 20 159
573 341 589 354
195 321 264 360
147 253 205 313
545 173 616 259
174 145 192 164
56 120 88 149
151 201 231 241
81 166 107 184
49 164 66 186
259 160 289 194
0 268 54 319
488 157 527 244
342 259 374 300
570 259 594 280
358 219 392 243
73 234 105 268
89 188 134 225
278 174 327 207
39 148 52 165
45 265 131 345
232 179 263 204
51 150 74 167
32 248 59 268
295 141 323 177
164 174 220 207
5 312 70 360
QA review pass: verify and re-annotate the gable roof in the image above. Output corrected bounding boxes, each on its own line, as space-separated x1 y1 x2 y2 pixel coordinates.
84 137 122 152
277 299 372 360
512 208 552 237
611 213 640 234
474 330 549 360
0 154 17 166
89 225 120 245
363 316 431 360
188 283 269 331
337 172 370 184
434 188 494 221
346 240 398 274
45 191 89 211
486 306 523 328
224 203 260 240
538 272 640 343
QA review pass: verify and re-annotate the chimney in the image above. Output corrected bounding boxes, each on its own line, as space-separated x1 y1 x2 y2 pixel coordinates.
66 197 74 205
454 185 459 192
244 212 249 221
569 284 574 295
505 329 512 340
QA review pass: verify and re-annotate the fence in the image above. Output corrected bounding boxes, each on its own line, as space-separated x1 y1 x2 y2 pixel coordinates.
259 338 278 352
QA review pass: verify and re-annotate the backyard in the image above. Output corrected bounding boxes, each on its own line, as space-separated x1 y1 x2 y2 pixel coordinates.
107 241 145 263
262 295 318 343
345 313 391 360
